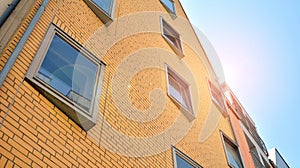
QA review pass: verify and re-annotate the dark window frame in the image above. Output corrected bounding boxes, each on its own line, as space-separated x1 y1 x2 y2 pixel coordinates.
26 24 106 131
172 146 203 168
161 17 184 58
220 132 245 168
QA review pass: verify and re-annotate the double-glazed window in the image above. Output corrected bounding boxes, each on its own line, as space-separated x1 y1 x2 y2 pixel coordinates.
84 0 116 23
166 65 194 120
27 25 105 131
92 0 113 15
161 17 184 57
173 147 203 168
208 80 226 112
37 34 98 111
160 0 176 14
221 133 244 168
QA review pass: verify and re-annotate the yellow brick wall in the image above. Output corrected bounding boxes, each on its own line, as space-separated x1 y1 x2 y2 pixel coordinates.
0 0 235 167
0 0 40 71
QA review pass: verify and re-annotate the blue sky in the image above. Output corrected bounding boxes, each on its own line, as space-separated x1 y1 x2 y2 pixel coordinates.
181 0 300 167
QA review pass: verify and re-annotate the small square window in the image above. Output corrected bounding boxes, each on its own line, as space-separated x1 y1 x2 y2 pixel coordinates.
221 133 244 168
166 65 194 120
27 25 106 131
84 0 116 23
160 0 176 14
172 147 203 168
161 17 184 58
208 80 226 112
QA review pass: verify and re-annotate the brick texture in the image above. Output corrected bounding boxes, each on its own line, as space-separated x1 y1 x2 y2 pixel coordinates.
0 0 235 167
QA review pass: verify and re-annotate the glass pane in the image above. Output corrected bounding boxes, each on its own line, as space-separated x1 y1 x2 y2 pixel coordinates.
168 73 190 110
163 21 182 51
225 141 243 168
176 155 194 168
180 85 192 111
161 0 175 13
92 0 112 15
37 34 98 111
210 82 225 109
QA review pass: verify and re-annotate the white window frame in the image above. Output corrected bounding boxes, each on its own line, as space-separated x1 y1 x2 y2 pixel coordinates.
207 79 227 114
26 24 106 131
161 17 184 58
220 132 245 168
84 0 116 23
160 0 176 15
165 64 194 120
172 146 203 168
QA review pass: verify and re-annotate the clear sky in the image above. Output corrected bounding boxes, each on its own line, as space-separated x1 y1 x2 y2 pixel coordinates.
181 0 300 167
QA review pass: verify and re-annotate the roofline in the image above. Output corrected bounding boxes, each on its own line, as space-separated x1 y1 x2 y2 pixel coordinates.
177 0 220 82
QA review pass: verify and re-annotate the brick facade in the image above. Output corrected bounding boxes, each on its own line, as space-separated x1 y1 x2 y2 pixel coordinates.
1 0 242 167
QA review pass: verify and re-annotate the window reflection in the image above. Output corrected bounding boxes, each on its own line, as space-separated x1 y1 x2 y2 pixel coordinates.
176 155 194 168
167 67 193 113
92 0 112 15
161 0 175 14
37 34 97 111
224 137 244 168
173 147 203 168
162 20 182 52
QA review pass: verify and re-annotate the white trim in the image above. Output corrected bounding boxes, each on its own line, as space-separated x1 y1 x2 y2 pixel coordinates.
172 146 203 168
165 64 195 121
160 16 184 58
207 78 228 116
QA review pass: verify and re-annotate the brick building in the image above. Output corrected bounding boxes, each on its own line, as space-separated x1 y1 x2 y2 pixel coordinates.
222 84 273 168
0 0 276 167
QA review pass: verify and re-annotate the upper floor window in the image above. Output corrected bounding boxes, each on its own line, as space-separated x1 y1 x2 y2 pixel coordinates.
172 147 203 168
161 17 184 58
208 80 226 112
224 89 243 117
92 0 113 15
166 65 194 120
160 0 176 14
27 25 106 131
221 133 244 168
84 0 116 23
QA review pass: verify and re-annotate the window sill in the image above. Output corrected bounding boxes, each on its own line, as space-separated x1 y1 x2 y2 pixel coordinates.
168 94 195 121
26 77 98 131
212 100 228 118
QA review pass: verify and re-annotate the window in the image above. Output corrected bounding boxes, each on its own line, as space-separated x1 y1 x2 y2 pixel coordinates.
161 17 184 57
166 65 194 120
92 0 113 15
27 25 105 131
221 133 244 168
172 147 203 168
224 89 243 118
84 0 116 23
208 80 226 112
160 0 176 14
